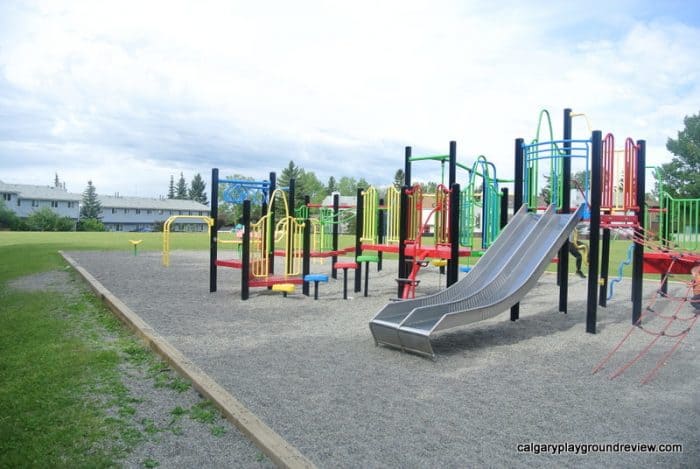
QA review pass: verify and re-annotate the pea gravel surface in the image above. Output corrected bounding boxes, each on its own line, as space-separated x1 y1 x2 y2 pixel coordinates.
67 250 699 468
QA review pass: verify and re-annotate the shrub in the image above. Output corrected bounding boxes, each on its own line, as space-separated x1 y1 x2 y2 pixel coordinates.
78 218 106 232
0 200 21 230
25 208 73 231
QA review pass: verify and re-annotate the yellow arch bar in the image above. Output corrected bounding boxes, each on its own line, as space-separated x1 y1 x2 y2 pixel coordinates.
249 188 305 278
162 215 214 266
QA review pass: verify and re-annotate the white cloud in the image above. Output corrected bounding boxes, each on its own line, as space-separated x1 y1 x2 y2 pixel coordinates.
0 0 698 197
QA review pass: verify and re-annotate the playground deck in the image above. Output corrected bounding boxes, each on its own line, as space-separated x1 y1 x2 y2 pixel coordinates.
67 250 698 468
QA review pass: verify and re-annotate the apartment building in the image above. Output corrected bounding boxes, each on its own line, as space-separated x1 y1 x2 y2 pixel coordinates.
0 180 210 231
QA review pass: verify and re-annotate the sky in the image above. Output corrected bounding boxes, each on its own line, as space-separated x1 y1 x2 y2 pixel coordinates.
1 0 699 199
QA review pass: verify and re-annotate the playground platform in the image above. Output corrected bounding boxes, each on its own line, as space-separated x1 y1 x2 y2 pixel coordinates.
66 249 698 468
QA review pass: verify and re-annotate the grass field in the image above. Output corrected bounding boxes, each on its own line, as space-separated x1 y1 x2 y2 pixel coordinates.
0 232 232 467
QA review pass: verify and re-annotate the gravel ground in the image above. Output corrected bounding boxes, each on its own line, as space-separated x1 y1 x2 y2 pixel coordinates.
68 250 699 468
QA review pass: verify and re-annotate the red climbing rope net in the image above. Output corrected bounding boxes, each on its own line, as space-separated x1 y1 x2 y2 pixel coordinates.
592 254 699 384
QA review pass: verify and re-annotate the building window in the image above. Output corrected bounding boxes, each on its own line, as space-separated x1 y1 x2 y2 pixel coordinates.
124 209 129 214
146 209 152 214
67 202 74 208
2 193 10 201
51 201 59 208
17 199 20 206
32 200 39 207
112 208 116 214
135 209 141 215
159 210 163 215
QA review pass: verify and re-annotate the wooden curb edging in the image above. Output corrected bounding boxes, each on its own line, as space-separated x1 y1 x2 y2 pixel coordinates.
60 251 315 469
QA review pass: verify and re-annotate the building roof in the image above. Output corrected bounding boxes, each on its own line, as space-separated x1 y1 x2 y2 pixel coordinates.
0 181 81 201
98 195 209 211
0 180 209 211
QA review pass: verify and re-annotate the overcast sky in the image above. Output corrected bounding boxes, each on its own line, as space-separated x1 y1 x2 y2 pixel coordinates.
1 0 699 199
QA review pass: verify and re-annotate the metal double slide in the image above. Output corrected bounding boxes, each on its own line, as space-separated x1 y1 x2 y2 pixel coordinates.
369 204 584 357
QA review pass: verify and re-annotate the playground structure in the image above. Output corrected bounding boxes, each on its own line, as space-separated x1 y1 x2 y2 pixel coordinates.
295 194 356 276
210 170 301 299
357 143 509 299
162 215 214 267
209 170 357 300
370 107 699 367
199 107 697 376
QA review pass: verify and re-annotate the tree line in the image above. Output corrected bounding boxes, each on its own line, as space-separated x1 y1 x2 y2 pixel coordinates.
167 172 208 204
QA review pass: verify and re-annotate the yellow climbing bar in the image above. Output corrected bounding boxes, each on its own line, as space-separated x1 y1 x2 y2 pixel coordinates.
162 215 214 266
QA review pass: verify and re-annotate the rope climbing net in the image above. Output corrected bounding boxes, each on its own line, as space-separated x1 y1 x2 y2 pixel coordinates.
592 255 699 384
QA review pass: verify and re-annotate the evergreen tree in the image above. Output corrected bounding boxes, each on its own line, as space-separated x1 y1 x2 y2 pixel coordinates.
540 174 552 205
80 180 102 219
277 161 304 211
278 161 303 190
168 175 175 199
660 112 700 198
189 173 208 205
393 169 405 189
326 176 337 195
175 172 188 199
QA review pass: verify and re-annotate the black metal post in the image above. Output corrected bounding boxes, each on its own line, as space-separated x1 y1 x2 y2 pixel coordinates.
632 140 646 324
268 172 276 277
500 187 508 229
241 200 251 300
447 183 460 287
377 197 385 271
599 228 611 307
210 168 219 292
586 131 602 333
404 146 412 187
449 141 457 187
559 108 572 314
512 138 524 321
514 138 524 212
354 187 364 293
302 217 310 296
398 186 409 297
332 193 339 279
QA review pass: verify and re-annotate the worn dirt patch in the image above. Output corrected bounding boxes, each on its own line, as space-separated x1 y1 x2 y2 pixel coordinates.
7 270 83 297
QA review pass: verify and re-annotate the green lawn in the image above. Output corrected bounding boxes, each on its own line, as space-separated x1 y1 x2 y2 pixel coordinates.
0 232 217 467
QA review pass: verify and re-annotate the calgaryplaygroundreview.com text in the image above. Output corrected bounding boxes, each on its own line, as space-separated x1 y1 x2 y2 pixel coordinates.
517 442 683 455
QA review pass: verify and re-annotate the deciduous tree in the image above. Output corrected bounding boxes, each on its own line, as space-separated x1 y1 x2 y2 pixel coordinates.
660 112 700 198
